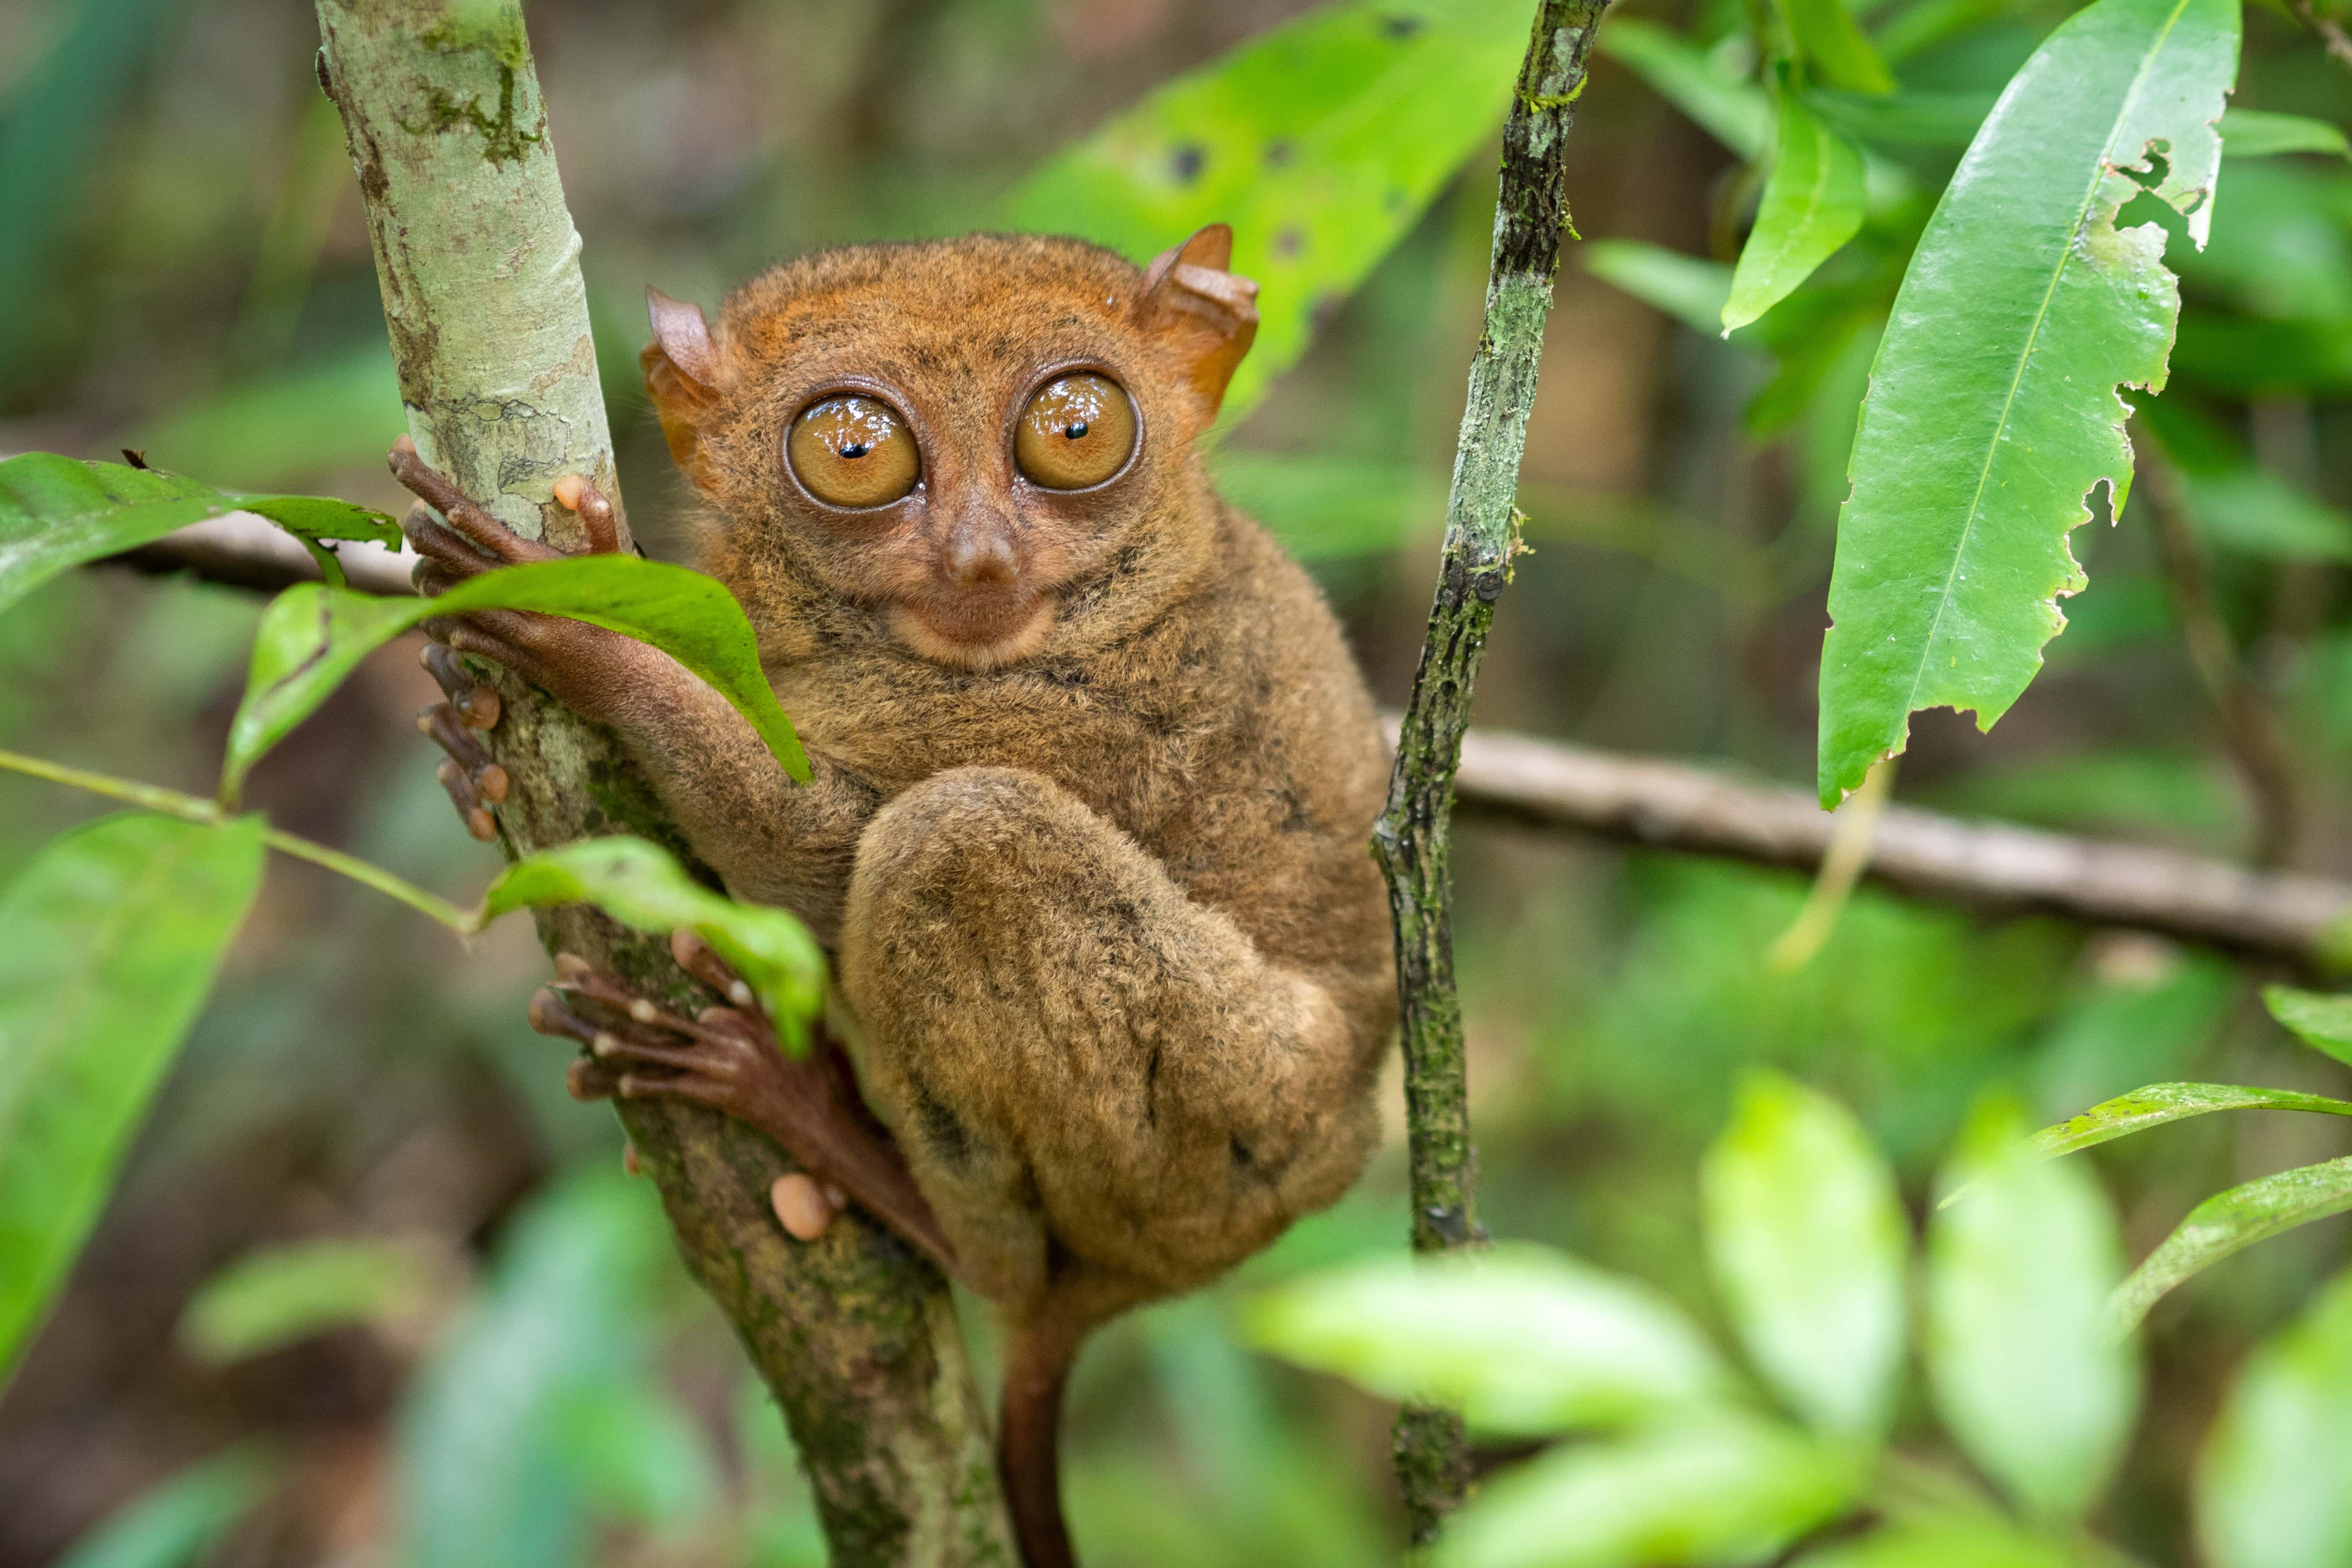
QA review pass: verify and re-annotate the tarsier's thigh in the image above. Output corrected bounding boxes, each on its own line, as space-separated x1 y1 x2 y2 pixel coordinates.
837 766 1379 1315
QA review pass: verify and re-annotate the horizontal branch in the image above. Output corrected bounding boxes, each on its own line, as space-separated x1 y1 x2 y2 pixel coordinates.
93 523 2352 965
1438 722 2352 967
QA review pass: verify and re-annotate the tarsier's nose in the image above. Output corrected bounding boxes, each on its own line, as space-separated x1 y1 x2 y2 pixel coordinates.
941 509 1020 586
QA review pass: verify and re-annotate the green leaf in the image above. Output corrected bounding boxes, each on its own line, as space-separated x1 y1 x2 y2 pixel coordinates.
1723 97 1868 333
1001 0 1536 425
1702 1072 1908 1444
1430 1414 1862 1568
1599 18 1771 158
2133 394 2352 562
481 838 825 1043
2112 1155 2352 1330
222 557 810 808
1813 0 2241 806
0 813 266 1381
1777 0 1896 94
1926 1099 2139 1522
2260 984 2352 1067
0 452 398 617
1806 89 1995 148
2195 1266 2352 1568
178 1237 437 1365
1794 1520 2076 1568
54 1444 278 1568
2022 1083 2352 1166
2218 107 2352 161
1587 240 1737 335
1242 1243 1731 1437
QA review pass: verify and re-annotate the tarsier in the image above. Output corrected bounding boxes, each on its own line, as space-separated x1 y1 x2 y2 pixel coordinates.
394 225 1394 1568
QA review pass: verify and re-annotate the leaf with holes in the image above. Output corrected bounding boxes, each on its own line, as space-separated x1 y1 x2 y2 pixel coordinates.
0 813 266 1381
221 557 810 808
1003 0 1537 425
0 452 398 614
1814 0 2241 805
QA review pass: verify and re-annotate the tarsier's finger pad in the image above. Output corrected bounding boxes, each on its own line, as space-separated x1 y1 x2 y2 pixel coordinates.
770 1173 836 1241
567 1058 620 1102
552 474 620 555
671 929 759 1011
436 758 496 841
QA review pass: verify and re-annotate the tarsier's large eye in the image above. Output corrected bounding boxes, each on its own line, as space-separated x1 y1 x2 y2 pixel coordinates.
788 395 920 508
1015 374 1136 491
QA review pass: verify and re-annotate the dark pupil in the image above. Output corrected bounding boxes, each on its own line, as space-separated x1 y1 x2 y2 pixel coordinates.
839 442 869 459
1062 422 1088 440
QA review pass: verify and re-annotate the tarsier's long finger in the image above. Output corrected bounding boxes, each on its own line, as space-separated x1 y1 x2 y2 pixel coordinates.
421 643 501 729
552 474 620 555
427 618 559 692
418 704 509 801
548 962 743 1048
567 1057 620 1102
399 500 499 574
670 929 763 1017
437 758 497 842
388 435 541 563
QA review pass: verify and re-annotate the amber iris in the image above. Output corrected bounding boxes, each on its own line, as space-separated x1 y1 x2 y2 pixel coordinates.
1015 374 1135 491
788 395 920 508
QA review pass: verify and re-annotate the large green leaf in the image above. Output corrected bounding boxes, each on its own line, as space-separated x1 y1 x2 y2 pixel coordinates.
1002 0 1535 425
1813 0 2241 805
1700 1071 1908 1444
53 1445 279 1568
481 838 826 1044
2260 984 2352 1067
1926 1100 2139 1523
1430 1414 1861 1568
2113 1156 2352 1330
179 1237 438 1364
0 452 398 616
1242 1244 1731 1437
2023 1082 2352 1164
2195 1266 2352 1568
0 813 266 1379
1723 96 1868 333
221 557 811 808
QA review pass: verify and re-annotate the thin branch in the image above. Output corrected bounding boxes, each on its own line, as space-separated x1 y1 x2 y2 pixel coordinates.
1372 0 1610 1539
2135 439 2303 868
1435 722 2352 969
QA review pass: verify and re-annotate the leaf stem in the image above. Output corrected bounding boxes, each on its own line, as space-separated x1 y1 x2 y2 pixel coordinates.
0 747 472 929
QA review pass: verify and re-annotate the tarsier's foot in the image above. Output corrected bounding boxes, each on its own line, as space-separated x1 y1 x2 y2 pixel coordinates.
528 931 958 1271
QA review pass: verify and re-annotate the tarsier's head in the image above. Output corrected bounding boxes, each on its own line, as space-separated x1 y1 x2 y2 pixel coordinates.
641 227 1258 672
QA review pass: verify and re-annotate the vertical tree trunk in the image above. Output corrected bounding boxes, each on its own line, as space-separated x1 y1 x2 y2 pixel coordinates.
1372 0 1610 1540
310 3 1015 1560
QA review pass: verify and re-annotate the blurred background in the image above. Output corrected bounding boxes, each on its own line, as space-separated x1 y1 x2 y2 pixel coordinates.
1 0 2349 1562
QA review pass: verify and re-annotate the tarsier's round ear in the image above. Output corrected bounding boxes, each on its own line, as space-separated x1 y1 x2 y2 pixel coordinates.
1134 224 1259 431
642 287 722 482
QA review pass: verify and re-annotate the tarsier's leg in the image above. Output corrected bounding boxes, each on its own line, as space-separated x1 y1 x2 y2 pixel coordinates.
838 766 1385 1316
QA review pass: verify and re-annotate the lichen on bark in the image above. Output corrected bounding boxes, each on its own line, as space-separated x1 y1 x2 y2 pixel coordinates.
312 1 1014 1559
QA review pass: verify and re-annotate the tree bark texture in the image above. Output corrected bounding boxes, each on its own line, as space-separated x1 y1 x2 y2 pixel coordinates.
310 4 1015 1561
1370 0 1610 1541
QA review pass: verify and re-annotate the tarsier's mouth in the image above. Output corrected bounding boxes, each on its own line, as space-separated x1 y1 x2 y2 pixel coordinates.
891 592 1057 671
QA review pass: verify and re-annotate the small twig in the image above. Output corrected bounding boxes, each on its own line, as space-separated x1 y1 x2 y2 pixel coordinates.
2135 439 2303 869
1766 755 1894 972
1371 0 1609 1539
2291 0 2352 74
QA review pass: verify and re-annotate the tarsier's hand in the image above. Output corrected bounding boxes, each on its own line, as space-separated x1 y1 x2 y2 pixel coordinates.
388 435 654 840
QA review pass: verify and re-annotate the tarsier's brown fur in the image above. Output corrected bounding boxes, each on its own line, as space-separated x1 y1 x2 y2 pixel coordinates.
407 228 1393 1568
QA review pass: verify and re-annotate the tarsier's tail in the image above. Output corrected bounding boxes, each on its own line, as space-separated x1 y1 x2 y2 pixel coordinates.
1001 1316 1082 1568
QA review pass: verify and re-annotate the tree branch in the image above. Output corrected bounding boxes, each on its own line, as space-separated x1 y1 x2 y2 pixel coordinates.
308 3 1013 1560
1371 0 1609 1539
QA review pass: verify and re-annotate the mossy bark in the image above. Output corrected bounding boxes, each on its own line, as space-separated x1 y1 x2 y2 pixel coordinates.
1369 0 1610 1541
312 3 1013 1560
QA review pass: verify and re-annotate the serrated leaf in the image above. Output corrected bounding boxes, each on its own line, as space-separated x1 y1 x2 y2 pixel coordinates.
2195 1266 2352 1568
1724 97 1868 333
2022 1082 2352 1165
2218 107 2351 160
1814 0 2241 806
179 1237 437 1365
1587 240 1737 334
1777 0 1896 94
2112 1155 2352 1331
1701 1072 1908 1443
0 814 266 1381
1927 1099 2139 1522
0 452 398 616
221 558 810 808
1001 0 1535 426
1599 18 1770 158
1430 1413 1862 1568
53 1444 278 1568
2260 984 2352 1067
480 838 825 1045
1242 1243 1730 1437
